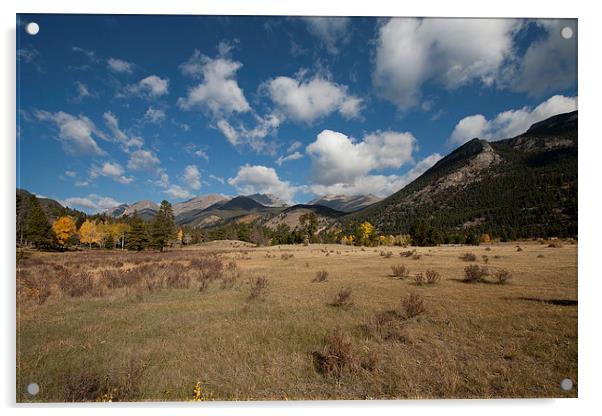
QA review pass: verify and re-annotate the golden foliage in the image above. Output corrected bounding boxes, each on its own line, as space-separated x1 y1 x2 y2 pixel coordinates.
79 220 101 246
52 216 77 247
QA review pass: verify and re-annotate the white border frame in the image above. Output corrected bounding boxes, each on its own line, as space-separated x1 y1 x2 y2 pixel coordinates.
3 1 600 415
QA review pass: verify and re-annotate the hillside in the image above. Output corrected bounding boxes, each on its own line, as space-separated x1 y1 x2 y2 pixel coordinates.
308 194 381 212
263 204 345 231
16 188 84 222
345 111 578 239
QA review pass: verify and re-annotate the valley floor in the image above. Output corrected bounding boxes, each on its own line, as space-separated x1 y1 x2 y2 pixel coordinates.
16 241 577 401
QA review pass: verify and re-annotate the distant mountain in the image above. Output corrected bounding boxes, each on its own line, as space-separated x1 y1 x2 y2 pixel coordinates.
218 196 266 211
263 204 345 231
173 194 230 217
309 194 381 212
105 200 159 221
345 111 578 239
246 193 288 207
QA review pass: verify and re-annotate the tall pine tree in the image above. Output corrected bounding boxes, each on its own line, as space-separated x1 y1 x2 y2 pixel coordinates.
24 194 55 248
126 212 149 251
150 200 175 252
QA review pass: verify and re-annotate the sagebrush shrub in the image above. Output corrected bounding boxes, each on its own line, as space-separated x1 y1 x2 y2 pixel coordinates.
59 271 95 297
329 287 353 308
494 269 511 284
362 309 407 342
401 293 425 318
425 269 441 285
463 264 489 282
460 253 477 261
312 328 356 377
248 276 269 300
414 272 425 285
312 270 329 283
391 264 410 278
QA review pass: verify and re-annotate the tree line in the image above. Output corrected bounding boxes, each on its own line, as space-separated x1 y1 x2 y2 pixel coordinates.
18 194 179 251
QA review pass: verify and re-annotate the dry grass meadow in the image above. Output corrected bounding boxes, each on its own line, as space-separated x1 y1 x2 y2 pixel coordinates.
16 240 577 402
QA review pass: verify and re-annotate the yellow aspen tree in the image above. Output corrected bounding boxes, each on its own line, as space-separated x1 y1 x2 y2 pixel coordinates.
79 220 98 248
177 228 184 244
52 216 77 247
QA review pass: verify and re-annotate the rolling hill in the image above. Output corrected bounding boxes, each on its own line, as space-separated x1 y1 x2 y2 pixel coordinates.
308 194 381 212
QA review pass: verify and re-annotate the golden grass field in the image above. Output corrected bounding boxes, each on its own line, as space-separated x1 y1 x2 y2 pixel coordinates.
16 240 577 402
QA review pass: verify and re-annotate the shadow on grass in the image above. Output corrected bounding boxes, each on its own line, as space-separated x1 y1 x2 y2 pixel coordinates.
503 297 577 306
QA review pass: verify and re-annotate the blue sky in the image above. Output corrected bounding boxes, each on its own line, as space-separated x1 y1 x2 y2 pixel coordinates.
16 14 577 212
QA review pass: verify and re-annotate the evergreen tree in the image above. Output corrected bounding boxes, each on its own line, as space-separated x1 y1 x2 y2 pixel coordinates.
24 195 55 248
104 234 115 250
150 200 175 251
127 213 149 251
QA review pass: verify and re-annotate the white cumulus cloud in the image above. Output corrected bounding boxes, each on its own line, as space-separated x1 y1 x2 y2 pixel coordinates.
183 165 201 191
92 161 133 184
164 185 193 200
308 153 442 198
62 194 122 213
276 151 304 166
107 57 134 74
103 111 143 150
125 75 169 98
264 74 362 123
373 18 521 111
507 20 577 97
306 129 416 186
34 110 105 156
228 164 297 202
301 17 350 54
127 149 161 172
178 50 250 116
449 95 578 145
144 107 166 124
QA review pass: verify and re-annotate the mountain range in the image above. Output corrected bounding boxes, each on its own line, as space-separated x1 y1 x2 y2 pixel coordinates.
345 110 577 239
17 111 578 239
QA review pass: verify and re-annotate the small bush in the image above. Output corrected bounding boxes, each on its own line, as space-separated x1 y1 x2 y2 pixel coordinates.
391 264 410 278
312 270 329 283
414 272 425 285
482 255 489 264
493 269 511 284
380 250 393 258
165 266 191 289
548 241 564 248
329 287 353 308
401 293 425 318
537 254 545 258
485 247 492 251
312 329 356 377
399 250 415 258
516 246 523 252
62 361 144 402
412 254 422 260
248 276 269 300
59 271 95 297
18 269 52 305
463 264 489 283
460 252 477 261
425 269 441 285
362 310 408 342
281 253 294 260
